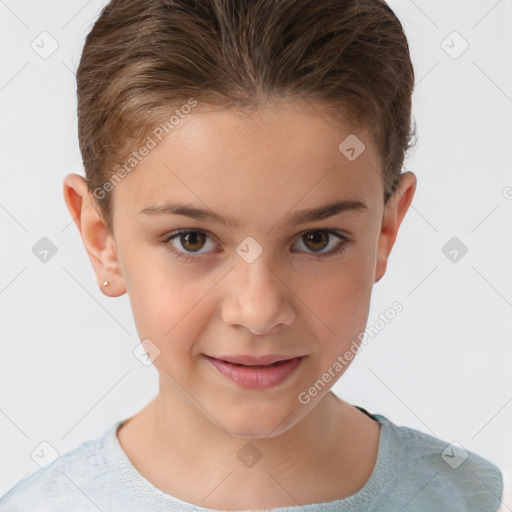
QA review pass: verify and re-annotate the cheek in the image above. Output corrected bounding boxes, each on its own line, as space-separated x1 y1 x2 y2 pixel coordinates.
300 250 375 357
304 244 374 309
310 275 372 341
119 240 193 327
123 257 216 370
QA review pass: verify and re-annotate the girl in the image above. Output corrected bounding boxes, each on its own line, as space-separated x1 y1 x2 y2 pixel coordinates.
1 0 503 510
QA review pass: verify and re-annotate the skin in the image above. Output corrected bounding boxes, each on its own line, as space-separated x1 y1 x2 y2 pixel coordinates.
63 98 416 509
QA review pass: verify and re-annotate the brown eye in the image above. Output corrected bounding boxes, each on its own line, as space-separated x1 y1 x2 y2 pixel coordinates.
179 231 207 252
302 230 329 252
162 230 216 262
292 229 350 258
162 228 350 263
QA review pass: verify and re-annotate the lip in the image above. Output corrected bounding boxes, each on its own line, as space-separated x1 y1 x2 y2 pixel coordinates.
205 355 304 390
210 354 300 365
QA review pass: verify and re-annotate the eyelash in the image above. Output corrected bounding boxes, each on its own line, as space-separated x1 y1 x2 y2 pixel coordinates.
160 229 352 262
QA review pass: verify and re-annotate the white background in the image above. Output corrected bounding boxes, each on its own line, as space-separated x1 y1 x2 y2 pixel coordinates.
1 0 511 506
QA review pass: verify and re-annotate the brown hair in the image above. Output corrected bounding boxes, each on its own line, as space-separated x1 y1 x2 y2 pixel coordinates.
77 0 416 234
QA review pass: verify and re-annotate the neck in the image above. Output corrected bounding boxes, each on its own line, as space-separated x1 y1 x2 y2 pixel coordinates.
118 381 380 509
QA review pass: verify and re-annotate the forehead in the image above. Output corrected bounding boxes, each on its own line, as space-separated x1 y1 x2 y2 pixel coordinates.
112 101 383 226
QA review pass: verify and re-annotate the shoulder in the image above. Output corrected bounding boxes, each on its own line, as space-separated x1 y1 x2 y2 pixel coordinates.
0 423 123 512
374 414 503 512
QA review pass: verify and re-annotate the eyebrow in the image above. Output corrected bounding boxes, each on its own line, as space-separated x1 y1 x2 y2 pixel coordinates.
137 198 369 229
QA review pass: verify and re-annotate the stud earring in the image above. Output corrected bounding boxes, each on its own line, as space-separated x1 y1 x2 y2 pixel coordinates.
102 280 109 286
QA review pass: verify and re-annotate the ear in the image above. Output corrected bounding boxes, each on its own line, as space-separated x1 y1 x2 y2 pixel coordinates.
374 171 417 283
62 173 126 297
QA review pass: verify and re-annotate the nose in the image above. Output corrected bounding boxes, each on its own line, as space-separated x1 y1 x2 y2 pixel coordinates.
221 259 296 336
248 328 267 335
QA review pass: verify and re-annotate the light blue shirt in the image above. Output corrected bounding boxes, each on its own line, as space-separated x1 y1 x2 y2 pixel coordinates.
0 409 503 511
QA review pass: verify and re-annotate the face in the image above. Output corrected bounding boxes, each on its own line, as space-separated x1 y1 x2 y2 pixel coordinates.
90 100 410 438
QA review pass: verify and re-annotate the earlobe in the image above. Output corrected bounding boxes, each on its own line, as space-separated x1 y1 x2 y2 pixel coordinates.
374 171 417 283
62 173 126 296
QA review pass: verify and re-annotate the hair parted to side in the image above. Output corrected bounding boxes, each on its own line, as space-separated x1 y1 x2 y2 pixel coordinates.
77 0 416 234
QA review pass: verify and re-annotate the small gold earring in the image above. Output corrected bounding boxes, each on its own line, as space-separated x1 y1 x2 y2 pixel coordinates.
102 280 109 286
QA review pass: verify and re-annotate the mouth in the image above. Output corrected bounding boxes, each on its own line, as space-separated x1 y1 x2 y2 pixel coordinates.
204 355 305 390
225 360 287 368
207 354 303 366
